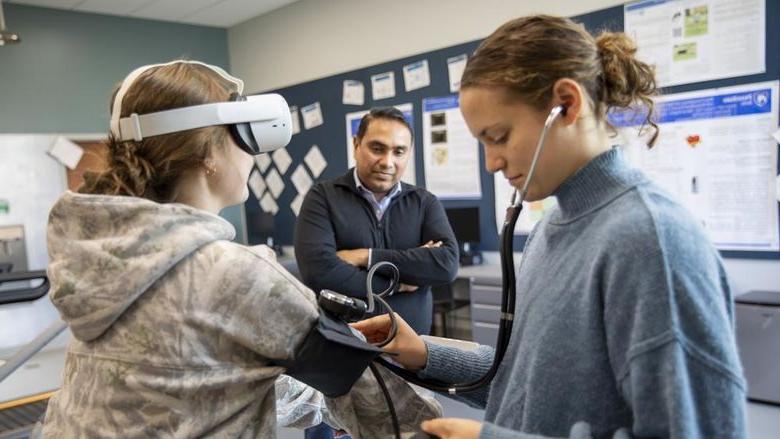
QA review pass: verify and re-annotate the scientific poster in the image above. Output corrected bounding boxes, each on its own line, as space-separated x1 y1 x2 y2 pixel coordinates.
624 0 765 86
611 81 779 252
422 95 481 199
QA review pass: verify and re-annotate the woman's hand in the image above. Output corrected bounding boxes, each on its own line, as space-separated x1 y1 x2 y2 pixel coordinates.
421 418 482 439
350 313 428 370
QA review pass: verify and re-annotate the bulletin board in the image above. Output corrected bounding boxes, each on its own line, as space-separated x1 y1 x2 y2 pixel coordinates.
243 1 780 259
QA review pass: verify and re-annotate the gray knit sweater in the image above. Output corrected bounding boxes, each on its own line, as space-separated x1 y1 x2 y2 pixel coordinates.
421 148 746 438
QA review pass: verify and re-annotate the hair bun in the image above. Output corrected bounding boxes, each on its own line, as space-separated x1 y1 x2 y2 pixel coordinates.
596 32 650 106
596 31 659 145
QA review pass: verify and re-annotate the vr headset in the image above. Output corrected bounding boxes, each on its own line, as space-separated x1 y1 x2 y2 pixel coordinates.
109 60 292 155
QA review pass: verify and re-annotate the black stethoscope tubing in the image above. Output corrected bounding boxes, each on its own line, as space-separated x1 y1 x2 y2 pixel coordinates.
376 105 566 394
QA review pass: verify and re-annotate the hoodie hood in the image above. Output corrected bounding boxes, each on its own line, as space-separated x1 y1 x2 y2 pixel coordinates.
47 192 235 342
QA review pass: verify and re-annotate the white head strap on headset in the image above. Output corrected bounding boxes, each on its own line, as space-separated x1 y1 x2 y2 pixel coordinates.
109 60 244 140
107 60 292 155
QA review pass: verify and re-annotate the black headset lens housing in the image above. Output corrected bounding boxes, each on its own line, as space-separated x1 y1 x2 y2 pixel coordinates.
228 92 263 156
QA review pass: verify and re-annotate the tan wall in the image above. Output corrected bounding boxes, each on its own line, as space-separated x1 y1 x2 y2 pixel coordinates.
228 0 627 92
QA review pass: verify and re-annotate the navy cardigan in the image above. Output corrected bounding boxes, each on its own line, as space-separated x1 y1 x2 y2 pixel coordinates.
294 169 458 333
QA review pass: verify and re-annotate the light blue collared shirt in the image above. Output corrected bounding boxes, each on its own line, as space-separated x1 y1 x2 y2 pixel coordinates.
353 168 402 221
353 168 403 267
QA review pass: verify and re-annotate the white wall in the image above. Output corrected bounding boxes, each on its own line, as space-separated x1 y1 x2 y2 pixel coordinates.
720 258 779 297
228 0 627 92
227 0 779 294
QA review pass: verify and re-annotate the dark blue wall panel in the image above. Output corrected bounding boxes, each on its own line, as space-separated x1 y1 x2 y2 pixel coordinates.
246 2 779 259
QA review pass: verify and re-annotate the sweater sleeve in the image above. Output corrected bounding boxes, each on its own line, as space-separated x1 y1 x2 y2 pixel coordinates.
600 191 747 438
294 183 392 298
417 342 495 409
370 193 459 286
616 332 746 438
208 245 321 363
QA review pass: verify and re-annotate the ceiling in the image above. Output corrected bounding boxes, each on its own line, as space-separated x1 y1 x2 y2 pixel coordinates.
6 0 300 28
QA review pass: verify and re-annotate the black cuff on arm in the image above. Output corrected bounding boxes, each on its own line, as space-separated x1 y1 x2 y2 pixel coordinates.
277 311 383 397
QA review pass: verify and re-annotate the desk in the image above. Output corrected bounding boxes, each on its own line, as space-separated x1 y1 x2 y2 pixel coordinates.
456 263 503 284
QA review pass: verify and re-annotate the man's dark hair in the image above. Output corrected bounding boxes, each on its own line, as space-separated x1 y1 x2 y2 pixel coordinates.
355 107 414 141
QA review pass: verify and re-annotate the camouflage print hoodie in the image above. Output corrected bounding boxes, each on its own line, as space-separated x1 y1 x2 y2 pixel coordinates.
42 192 440 438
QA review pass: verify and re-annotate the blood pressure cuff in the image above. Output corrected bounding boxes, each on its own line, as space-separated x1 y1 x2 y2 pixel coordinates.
277 311 383 397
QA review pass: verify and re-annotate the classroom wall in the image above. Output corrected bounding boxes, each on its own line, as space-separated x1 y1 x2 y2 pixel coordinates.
0 4 229 133
228 0 627 93
0 4 245 240
229 0 779 295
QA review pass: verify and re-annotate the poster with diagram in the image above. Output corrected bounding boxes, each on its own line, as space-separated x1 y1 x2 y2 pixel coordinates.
422 95 481 199
624 0 765 87
610 81 779 252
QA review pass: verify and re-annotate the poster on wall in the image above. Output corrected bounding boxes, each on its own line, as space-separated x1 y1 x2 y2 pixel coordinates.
344 103 416 186
421 95 481 199
447 54 468 93
371 71 396 100
402 59 431 92
624 0 765 87
343 80 365 105
610 80 779 252
301 102 324 130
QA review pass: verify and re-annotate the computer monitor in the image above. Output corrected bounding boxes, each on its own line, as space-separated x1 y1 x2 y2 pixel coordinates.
444 207 481 245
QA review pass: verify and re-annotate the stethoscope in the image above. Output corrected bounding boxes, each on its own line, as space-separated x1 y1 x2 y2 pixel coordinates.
375 104 567 394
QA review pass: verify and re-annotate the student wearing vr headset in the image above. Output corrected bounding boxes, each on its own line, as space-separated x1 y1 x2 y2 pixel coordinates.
41 60 441 437
354 15 746 439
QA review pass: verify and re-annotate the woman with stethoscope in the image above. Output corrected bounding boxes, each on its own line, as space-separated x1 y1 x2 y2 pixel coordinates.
354 15 746 439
